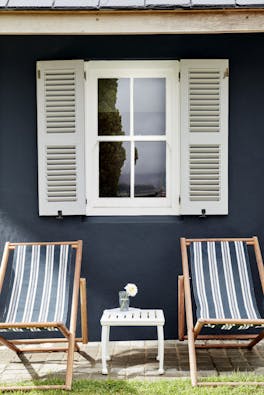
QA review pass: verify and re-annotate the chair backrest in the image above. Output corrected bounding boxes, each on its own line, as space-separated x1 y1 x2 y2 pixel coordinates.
189 240 262 321
0 242 79 325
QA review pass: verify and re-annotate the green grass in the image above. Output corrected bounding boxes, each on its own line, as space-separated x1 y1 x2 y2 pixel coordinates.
1 375 264 395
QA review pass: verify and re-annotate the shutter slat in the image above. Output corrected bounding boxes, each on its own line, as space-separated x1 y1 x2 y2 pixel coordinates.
189 143 220 202
44 70 76 136
190 130 219 133
46 97 75 101
189 67 221 136
180 59 228 215
46 145 77 202
37 60 86 216
46 128 76 134
189 104 219 108
46 113 75 118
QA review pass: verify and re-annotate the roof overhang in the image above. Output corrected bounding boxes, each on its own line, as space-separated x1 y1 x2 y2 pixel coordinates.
1 9 264 35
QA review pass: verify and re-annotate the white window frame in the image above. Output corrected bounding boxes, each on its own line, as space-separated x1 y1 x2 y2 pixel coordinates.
85 61 180 216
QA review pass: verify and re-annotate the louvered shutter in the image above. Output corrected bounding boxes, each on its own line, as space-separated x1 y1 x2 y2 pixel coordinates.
37 60 86 216
180 59 228 215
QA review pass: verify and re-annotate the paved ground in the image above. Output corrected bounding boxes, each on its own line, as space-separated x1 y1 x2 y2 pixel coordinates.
0 340 263 384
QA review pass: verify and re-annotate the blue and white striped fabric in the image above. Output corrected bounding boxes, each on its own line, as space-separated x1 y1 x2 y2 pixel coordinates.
0 244 74 326
189 241 263 328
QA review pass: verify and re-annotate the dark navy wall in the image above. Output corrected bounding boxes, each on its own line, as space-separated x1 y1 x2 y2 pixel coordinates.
0 34 264 341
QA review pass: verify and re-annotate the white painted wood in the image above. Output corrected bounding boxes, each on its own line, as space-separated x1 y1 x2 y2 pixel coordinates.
2 11 264 35
101 325 108 374
157 325 165 375
36 58 228 217
180 59 229 215
100 308 165 375
106 326 111 361
100 308 165 326
97 135 167 142
37 60 86 216
85 60 180 216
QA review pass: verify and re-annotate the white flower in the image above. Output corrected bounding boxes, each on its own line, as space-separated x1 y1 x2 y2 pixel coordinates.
124 283 138 297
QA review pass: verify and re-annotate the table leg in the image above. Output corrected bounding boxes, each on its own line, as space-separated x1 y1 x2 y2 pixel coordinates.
156 325 161 361
101 325 108 374
106 326 111 361
157 325 164 374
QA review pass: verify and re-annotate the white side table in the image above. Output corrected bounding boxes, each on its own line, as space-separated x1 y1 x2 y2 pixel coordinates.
100 308 165 375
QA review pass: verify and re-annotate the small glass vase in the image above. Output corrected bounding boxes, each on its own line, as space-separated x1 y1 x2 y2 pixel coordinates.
119 291 130 311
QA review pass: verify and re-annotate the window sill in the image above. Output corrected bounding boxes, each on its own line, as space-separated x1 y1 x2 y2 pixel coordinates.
86 207 179 216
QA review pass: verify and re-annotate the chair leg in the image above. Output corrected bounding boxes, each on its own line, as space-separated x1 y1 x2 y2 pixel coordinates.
65 334 75 390
247 331 264 349
75 342 80 352
0 336 22 353
80 278 88 344
178 275 185 341
188 328 198 387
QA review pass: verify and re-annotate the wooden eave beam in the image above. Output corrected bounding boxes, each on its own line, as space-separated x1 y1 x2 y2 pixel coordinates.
0 9 264 35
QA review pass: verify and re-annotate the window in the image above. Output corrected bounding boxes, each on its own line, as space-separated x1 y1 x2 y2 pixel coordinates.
37 59 228 217
85 61 179 215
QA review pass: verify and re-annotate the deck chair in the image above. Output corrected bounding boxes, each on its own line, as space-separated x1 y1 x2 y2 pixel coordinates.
0 240 88 391
179 237 264 387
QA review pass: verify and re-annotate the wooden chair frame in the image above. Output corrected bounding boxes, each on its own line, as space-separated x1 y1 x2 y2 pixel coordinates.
0 240 88 391
179 236 264 387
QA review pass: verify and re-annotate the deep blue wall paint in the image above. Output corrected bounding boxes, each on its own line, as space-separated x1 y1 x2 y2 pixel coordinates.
0 34 264 341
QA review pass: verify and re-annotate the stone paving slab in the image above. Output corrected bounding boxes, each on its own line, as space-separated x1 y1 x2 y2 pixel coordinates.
0 340 263 384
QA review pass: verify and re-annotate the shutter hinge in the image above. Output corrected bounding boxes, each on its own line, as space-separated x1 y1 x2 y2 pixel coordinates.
224 68 229 78
199 209 207 218
179 195 181 205
37 69 41 79
85 198 87 205
178 71 181 82
84 71 86 80
56 210 63 220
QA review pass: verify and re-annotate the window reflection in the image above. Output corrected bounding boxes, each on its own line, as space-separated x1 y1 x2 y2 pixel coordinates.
99 142 130 197
135 142 166 197
134 78 166 135
98 78 130 136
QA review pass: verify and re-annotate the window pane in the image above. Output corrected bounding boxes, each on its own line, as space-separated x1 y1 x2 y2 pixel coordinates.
98 78 130 136
99 142 130 197
134 142 166 197
134 78 165 135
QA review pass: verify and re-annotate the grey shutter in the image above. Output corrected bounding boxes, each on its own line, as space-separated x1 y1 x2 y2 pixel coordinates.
37 60 86 216
180 59 229 215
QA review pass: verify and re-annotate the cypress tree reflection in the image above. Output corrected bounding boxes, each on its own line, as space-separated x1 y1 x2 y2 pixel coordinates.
98 79 128 197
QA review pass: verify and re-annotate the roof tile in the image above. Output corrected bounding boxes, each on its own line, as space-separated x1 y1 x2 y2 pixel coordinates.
192 0 236 6
146 0 191 8
236 0 264 5
8 0 54 7
99 0 145 8
2 0 264 11
54 0 99 8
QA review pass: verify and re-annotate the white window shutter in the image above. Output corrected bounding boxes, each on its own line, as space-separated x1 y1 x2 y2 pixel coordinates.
37 60 86 216
180 59 229 215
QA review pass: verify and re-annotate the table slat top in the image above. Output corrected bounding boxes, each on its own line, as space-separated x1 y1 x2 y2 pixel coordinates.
100 308 165 326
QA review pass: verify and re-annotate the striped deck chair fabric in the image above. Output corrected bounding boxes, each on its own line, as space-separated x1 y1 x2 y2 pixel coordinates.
0 244 75 328
189 241 263 329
